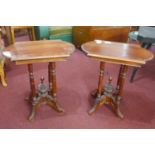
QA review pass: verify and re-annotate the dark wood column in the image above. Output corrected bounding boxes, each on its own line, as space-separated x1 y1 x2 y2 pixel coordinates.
116 65 128 98
28 64 36 100
49 62 57 98
97 62 105 98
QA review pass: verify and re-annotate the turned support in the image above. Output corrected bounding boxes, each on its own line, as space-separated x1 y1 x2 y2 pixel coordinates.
27 64 36 100
49 62 57 98
97 62 105 98
114 65 128 118
28 62 64 121
88 62 105 115
116 65 128 98
89 63 128 119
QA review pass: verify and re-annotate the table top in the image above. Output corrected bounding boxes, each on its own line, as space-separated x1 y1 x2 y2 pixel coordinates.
81 40 154 67
3 40 75 64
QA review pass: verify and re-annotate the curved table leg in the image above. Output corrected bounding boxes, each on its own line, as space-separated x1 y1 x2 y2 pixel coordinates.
27 62 65 121
115 96 124 119
47 99 65 113
89 64 128 118
88 96 106 115
28 105 36 121
109 97 124 119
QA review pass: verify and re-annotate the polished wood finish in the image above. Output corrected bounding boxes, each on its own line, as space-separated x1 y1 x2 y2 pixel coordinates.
48 62 52 95
6 40 75 64
4 40 75 121
82 40 153 118
88 64 128 118
50 62 57 98
28 64 36 99
28 62 64 121
82 40 153 67
117 65 128 96
73 26 131 47
97 62 105 98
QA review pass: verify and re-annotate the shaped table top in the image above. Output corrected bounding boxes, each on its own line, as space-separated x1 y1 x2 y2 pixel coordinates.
81 40 154 67
3 40 75 64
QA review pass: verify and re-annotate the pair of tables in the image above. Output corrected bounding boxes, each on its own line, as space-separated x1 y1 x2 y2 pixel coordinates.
3 40 153 121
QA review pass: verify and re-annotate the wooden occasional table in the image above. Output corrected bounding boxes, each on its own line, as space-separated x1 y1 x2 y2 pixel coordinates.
4 40 75 121
81 40 153 118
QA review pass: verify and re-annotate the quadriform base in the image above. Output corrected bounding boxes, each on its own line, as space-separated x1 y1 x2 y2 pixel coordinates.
88 62 128 119
27 62 64 121
81 40 153 118
3 40 75 121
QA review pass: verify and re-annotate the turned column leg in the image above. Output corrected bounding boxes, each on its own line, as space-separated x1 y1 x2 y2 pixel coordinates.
97 62 105 98
48 62 64 113
88 62 105 115
116 65 124 92
48 62 52 96
50 62 57 99
27 64 36 121
28 64 36 100
115 65 128 118
117 65 128 97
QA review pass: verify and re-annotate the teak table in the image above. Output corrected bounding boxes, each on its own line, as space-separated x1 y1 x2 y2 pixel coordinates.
81 40 153 118
4 40 75 121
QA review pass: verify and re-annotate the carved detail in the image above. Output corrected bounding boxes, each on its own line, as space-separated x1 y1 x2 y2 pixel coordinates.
27 63 64 121
88 64 128 119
